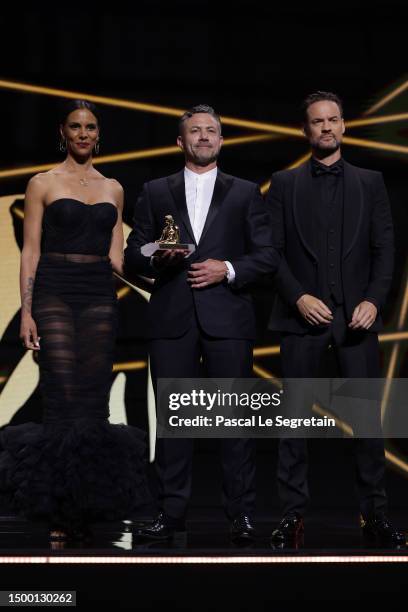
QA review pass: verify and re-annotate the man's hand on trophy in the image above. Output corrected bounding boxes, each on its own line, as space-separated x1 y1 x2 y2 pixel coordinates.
152 248 190 269
296 294 333 325
188 259 228 288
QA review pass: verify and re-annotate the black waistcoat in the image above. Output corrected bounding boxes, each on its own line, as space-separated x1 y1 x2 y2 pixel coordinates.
311 163 344 304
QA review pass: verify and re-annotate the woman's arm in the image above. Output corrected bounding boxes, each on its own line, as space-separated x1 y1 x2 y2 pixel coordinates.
109 181 125 275
20 175 45 350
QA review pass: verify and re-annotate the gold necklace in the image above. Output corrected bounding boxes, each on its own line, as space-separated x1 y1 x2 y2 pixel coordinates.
79 177 89 187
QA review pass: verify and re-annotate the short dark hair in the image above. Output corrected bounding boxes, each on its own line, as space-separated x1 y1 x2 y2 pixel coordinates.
178 104 222 134
301 91 343 123
59 99 100 126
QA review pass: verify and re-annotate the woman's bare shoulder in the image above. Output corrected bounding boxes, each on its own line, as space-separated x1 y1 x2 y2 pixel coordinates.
27 166 65 187
106 177 124 194
26 171 54 196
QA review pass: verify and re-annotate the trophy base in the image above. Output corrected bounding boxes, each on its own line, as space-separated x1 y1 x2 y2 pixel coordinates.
141 242 195 257
157 242 190 250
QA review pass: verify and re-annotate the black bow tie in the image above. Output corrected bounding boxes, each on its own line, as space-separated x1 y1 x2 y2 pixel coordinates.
312 163 343 177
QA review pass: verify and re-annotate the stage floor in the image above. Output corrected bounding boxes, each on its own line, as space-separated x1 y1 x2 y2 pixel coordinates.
1 516 408 607
0 515 407 560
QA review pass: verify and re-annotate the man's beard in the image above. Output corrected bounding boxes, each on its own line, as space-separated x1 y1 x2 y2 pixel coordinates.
190 147 220 166
313 135 341 155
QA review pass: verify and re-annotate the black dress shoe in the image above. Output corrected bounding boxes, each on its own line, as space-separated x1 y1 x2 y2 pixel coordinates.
136 512 186 541
271 513 304 547
361 515 406 547
230 514 256 542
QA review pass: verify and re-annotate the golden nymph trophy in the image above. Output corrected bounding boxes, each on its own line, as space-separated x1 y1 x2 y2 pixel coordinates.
141 214 195 256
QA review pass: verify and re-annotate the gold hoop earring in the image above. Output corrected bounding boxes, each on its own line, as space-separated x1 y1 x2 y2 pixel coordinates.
94 141 100 155
59 139 67 153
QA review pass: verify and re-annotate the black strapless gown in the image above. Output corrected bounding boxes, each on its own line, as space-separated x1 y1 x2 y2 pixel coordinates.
0 199 150 529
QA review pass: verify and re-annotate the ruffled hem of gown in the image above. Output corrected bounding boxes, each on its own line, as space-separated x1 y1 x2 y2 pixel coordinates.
0 420 151 528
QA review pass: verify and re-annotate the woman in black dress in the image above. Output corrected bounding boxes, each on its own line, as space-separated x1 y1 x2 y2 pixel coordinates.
0 100 149 539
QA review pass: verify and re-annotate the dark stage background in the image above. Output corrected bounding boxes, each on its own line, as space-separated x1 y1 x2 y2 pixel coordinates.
0 2 407 521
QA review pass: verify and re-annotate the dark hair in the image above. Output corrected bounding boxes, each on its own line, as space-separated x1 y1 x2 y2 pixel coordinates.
59 99 100 126
301 91 343 122
178 104 222 134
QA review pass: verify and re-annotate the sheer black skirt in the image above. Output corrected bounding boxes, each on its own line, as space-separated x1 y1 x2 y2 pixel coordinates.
0 254 149 528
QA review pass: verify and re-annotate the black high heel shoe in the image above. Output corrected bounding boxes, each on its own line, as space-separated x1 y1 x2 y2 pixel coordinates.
49 522 93 542
49 527 69 541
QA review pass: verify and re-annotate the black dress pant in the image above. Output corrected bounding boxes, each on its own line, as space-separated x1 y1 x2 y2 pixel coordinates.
279 304 387 519
149 313 255 521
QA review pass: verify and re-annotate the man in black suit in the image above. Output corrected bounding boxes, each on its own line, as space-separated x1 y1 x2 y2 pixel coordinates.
125 104 279 540
266 91 403 546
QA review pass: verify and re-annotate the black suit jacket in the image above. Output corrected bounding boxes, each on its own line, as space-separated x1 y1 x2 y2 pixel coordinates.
125 169 280 339
266 159 394 334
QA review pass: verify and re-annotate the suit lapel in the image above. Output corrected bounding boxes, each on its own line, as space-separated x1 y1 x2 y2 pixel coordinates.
167 170 196 245
199 170 233 245
342 161 363 259
293 160 318 261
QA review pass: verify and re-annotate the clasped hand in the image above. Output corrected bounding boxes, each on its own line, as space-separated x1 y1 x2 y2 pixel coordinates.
188 259 227 289
349 300 377 330
296 294 333 325
152 251 227 288
296 294 377 329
